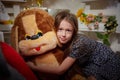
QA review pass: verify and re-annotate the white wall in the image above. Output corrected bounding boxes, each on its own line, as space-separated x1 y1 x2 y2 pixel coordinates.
43 0 86 14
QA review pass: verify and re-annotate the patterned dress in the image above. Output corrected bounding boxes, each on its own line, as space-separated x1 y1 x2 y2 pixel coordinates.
69 34 120 80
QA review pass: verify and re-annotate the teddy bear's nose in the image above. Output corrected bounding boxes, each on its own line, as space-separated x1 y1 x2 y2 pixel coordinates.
31 32 43 40
25 32 42 40
31 35 39 40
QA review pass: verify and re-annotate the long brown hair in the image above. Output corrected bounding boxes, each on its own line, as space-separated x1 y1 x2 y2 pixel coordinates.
54 10 78 58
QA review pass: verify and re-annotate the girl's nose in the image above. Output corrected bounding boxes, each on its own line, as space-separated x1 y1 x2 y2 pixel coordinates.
62 30 66 36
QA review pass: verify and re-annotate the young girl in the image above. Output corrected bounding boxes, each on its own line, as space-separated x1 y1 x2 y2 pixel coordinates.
27 11 120 80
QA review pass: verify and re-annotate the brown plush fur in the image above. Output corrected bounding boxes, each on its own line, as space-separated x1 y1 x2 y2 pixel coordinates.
11 9 53 46
11 8 64 79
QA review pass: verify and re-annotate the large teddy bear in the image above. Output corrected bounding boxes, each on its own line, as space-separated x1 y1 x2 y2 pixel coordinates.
11 8 64 79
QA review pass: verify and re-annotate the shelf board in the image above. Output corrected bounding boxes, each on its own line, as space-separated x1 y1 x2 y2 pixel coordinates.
0 24 12 31
1 0 27 2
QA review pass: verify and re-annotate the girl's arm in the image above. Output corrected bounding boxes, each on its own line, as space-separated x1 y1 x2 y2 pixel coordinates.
27 56 76 75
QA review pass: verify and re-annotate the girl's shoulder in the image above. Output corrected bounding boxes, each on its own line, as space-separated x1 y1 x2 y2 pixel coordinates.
73 34 97 46
74 34 90 42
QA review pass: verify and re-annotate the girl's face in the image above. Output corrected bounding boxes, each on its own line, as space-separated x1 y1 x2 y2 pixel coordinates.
57 20 74 44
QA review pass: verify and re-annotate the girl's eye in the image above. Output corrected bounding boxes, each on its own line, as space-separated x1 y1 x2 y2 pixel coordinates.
59 28 62 30
67 29 71 32
58 28 63 31
66 29 72 33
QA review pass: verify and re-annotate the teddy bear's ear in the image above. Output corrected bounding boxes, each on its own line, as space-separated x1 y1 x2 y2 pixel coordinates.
11 26 19 52
45 15 55 30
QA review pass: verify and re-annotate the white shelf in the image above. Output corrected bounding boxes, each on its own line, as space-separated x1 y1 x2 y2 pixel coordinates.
0 24 12 31
1 0 27 2
0 25 12 44
78 3 120 33
78 19 106 32
78 29 105 32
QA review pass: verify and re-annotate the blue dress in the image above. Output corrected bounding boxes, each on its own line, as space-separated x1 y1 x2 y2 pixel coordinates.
69 34 120 80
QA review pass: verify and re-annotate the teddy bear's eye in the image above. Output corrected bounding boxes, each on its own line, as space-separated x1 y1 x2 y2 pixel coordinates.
25 32 43 40
31 35 38 40
38 32 43 36
30 32 43 40
25 35 31 40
